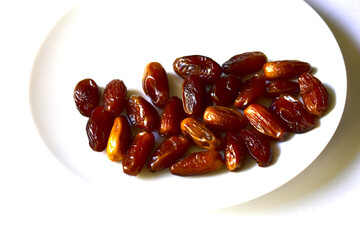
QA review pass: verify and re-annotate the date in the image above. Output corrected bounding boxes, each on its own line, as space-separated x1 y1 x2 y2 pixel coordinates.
107 116 132 161
182 75 207 117
234 74 266 109
158 96 187 137
203 106 247 132
209 74 242 106
222 51 267 75
103 79 127 116
263 60 311 80
74 78 100 117
224 133 246 172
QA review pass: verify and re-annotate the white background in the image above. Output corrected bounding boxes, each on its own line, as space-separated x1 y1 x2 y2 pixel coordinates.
0 0 359 239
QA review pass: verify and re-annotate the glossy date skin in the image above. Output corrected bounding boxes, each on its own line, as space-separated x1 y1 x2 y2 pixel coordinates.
182 75 207 117
265 80 300 98
209 74 242 106
224 133 246 172
74 78 100 117
158 96 187 137
234 74 266 109
222 51 267 75
203 106 247 132
263 60 311 80
103 79 127 116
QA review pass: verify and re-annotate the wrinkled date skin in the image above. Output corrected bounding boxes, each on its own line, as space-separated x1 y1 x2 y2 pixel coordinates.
159 96 187 137
270 94 316 133
203 106 247 132
240 129 272 167
298 73 329 117
263 60 311 80
142 62 169 108
173 55 222 83
244 103 288 141
147 135 191 172
86 106 115 152
209 74 242 106
234 74 266 109
170 150 224 176
265 80 300 98
123 131 155 176
222 51 267 75
224 133 246 172
182 75 207 117
103 79 127 116
125 95 160 131
180 117 221 150
106 116 132 162
74 78 100 117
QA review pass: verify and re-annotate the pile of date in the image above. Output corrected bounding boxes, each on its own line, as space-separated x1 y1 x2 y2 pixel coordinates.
73 51 329 177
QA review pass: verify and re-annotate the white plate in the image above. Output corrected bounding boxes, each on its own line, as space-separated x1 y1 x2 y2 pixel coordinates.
29 0 346 210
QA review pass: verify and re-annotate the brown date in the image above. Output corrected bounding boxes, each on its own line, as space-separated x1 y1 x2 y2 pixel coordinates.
209 74 242 106
182 75 207 117
103 79 127 116
123 131 155 176
240 129 272 167
106 116 132 161
147 135 191 172
173 55 222 83
180 117 221 150
125 95 160 131
224 133 246 172
74 78 100 117
158 96 187 137
244 103 288 141
298 72 329 117
263 60 311 80
170 150 224 176
265 80 300 98
234 74 266 109
203 106 247 132
86 106 115 152
270 94 316 133
222 51 267 75
142 62 169 108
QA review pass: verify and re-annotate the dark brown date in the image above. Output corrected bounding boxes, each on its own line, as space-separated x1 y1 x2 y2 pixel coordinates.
263 60 311 80
103 79 127 116
125 95 160 131
209 74 242 106
86 106 115 152
173 55 222 83
234 74 266 109
203 106 247 132
142 62 169 108
123 131 155 176
270 94 316 133
158 96 187 137
265 80 300 98
222 51 267 75
182 75 207 117
224 133 246 172
74 78 100 117
147 135 191 172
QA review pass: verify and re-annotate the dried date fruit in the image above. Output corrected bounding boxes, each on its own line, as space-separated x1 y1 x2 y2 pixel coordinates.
244 103 288 141
103 79 127 116
298 72 329 117
222 51 267 75
180 117 221 150
86 106 115 152
142 62 169 108
74 78 100 117
209 74 242 106
270 94 316 133
203 106 247 132
170 150 224 176
147 135 191 172
123 131 155 176
173 55 222 83
106 116 132 161
224 133 246 172
125 95 160 131
182 75 207 117
263 60 311 80
240 129 272 167
234 74 266 109
158 96 187 137
265 80 300 98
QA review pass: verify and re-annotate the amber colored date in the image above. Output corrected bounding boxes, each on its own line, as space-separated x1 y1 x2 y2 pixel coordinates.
123 131 155 176
142 62 169 108
173 55 222 83
234 74 266 109
203 106 247 132
125 95 160 131
240 129 272 167
224 133 246 172
86 106 115 152
222 51 267 75
170 150 224 176
244 103 288 141
298 72 329 117
180 117 221 150
265 80 300 98
103 79 127 116
107 116 132 161
209 74 242 106
182 75 207 117
147 135 191 172
263 60 311 80
158 96 187 137
74 78 100 117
